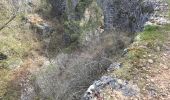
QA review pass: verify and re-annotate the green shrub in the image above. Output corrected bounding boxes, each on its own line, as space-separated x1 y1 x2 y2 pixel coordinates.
63 20 82 48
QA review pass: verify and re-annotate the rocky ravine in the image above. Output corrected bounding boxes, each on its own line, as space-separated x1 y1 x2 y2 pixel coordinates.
20 0 169 100
0 0 170 100
20 0 163 100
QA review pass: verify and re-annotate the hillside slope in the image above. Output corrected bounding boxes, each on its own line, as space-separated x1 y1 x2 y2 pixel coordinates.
0 0 170 100
83 0 170 99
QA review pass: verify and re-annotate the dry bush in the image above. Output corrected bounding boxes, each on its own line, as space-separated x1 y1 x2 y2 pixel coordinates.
33 53 111 100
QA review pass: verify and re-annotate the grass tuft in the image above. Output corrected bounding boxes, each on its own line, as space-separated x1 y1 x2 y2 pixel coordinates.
140 25 164 41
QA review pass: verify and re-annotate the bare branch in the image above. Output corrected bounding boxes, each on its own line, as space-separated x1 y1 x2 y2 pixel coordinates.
0 14 16 31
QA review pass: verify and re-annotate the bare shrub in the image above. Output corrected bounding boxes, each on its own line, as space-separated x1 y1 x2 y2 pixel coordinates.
33 53 111 100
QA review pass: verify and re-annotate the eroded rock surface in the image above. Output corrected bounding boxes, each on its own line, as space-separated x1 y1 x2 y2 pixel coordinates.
97 0 154 32
83 76 139 100
146 0 170 25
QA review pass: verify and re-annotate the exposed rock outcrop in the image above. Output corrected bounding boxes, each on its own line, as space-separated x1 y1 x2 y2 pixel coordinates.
83 76 139 100
97 0 154 32
50 0 154 33
145 0 170 25
49 0 67 17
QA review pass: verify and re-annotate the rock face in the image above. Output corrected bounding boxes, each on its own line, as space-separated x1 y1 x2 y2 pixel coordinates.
49 0 67 17
50 0 153 33
48 0 155 56
97 0 153 32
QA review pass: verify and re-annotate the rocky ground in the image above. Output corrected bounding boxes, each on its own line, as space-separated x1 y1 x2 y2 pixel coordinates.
85 37 170 100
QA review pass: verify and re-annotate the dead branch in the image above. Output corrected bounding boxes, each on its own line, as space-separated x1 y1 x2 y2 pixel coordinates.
0 15 16 31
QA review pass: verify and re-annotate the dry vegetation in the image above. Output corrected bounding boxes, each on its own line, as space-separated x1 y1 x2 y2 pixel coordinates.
0 0 170 100
0 0 47 99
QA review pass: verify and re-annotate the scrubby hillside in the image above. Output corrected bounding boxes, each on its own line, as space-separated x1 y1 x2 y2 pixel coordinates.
0 0 170 100
0 0 50 99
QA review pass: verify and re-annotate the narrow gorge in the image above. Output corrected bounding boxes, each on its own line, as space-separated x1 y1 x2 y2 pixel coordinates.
0 0 170 100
